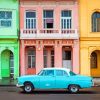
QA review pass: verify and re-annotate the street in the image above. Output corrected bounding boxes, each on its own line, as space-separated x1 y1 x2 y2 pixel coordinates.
0 86 100 100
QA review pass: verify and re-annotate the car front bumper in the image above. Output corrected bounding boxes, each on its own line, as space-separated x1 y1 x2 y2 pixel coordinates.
16 83 24 88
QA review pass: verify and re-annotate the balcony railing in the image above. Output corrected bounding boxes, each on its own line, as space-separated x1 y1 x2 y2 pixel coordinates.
20 29 78 39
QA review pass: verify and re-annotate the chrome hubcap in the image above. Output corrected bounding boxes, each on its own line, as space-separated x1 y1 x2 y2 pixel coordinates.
71 86 78 92
25 85 32 92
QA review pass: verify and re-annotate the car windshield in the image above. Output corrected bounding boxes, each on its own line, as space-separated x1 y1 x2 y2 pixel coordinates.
37 70 43 75
69 71 76 76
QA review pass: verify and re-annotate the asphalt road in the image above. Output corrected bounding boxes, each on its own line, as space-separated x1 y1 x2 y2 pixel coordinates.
0 86 100 100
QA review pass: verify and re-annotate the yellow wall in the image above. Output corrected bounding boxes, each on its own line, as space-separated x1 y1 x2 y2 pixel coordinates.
79 0 100 77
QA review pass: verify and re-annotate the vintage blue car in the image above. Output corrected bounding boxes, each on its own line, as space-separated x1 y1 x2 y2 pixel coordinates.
16 68 94 93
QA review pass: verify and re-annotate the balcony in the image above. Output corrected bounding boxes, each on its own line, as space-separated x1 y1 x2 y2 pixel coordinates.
20 29 78 39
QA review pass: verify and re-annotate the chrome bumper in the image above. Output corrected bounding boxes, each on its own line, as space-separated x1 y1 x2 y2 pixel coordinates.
16 83 24 88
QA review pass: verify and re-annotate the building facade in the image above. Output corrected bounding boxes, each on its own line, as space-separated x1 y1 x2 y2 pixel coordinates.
80 0 100 77
20 0 79 75
0 0 19 79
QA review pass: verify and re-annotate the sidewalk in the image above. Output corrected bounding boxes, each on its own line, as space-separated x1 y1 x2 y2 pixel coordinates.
0 78 17 86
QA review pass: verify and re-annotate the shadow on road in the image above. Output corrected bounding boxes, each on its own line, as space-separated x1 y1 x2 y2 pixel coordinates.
19 90 99 95
0 86 100 94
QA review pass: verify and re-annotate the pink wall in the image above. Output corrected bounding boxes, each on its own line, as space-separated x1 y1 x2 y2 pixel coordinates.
20 0 79 30
72 40 79 74
19 0 79 74
20 39 79 74
36 45 44 73
55 45 62 67
20 40 25 75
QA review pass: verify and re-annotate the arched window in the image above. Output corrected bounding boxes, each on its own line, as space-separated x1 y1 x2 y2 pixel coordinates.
92 12 100 32
90 52 97 68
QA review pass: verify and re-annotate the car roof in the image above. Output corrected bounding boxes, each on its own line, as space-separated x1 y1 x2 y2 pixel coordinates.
43 67 70 72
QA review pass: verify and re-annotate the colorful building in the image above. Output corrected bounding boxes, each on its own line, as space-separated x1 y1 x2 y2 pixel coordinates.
0 0 19 79
20 0 79 75
79 0 100 77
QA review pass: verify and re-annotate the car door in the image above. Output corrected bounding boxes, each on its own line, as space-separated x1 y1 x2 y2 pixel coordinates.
55 70 70 89
39 70 56 89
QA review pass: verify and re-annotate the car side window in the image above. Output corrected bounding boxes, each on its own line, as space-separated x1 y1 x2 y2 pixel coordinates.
56 70 63 76
56 70 68 76
63 71 68 76
39 70 46 76
39 70 54 76
46 70 54 76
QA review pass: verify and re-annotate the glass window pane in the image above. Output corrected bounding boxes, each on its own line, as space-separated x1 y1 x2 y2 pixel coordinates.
63 71 68 76
26 11 36 29
26 12 36 18
1 20 11 27
0 11 5 19
43 10 53 18
61 10 72 29
56 70 63 76
44 50 47 55
10 69 14 73
28 56 31 68
92 12 100 32
32 56 35 67
91 52 97 68
0 11 12 19
44 56 47 68
51 50 54 55
40 70 46 76
61 10 71 17
5 12 12 19
34 19 36 28
46 70 54 76
69 71 76 76
28 50 35 55
0 11 12 27
27 49 36 68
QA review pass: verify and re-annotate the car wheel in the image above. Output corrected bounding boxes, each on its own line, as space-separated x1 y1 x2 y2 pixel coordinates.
24 83 33 93
68 85 79 93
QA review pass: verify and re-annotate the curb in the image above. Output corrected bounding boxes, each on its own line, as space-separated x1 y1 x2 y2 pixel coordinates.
0 84 16 87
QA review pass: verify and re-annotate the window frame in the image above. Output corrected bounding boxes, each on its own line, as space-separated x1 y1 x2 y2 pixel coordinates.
56 70 68 76
43 50 48 68
43 10 54 29
39 70 54 76
25 10 36 29
61 10 72 29
51 50 54 67
90 52 97 69
92 12 100 32
0 11 12 28
27 49 36 68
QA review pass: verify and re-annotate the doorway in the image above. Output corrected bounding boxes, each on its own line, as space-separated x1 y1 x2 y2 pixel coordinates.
1 50 14 79
62 47 72 70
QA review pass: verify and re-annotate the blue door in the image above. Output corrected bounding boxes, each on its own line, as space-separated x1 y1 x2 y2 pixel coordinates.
39 70 56 89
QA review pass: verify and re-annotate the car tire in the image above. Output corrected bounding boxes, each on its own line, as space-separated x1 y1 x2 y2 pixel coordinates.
24 83 33 93
68 85 79 93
